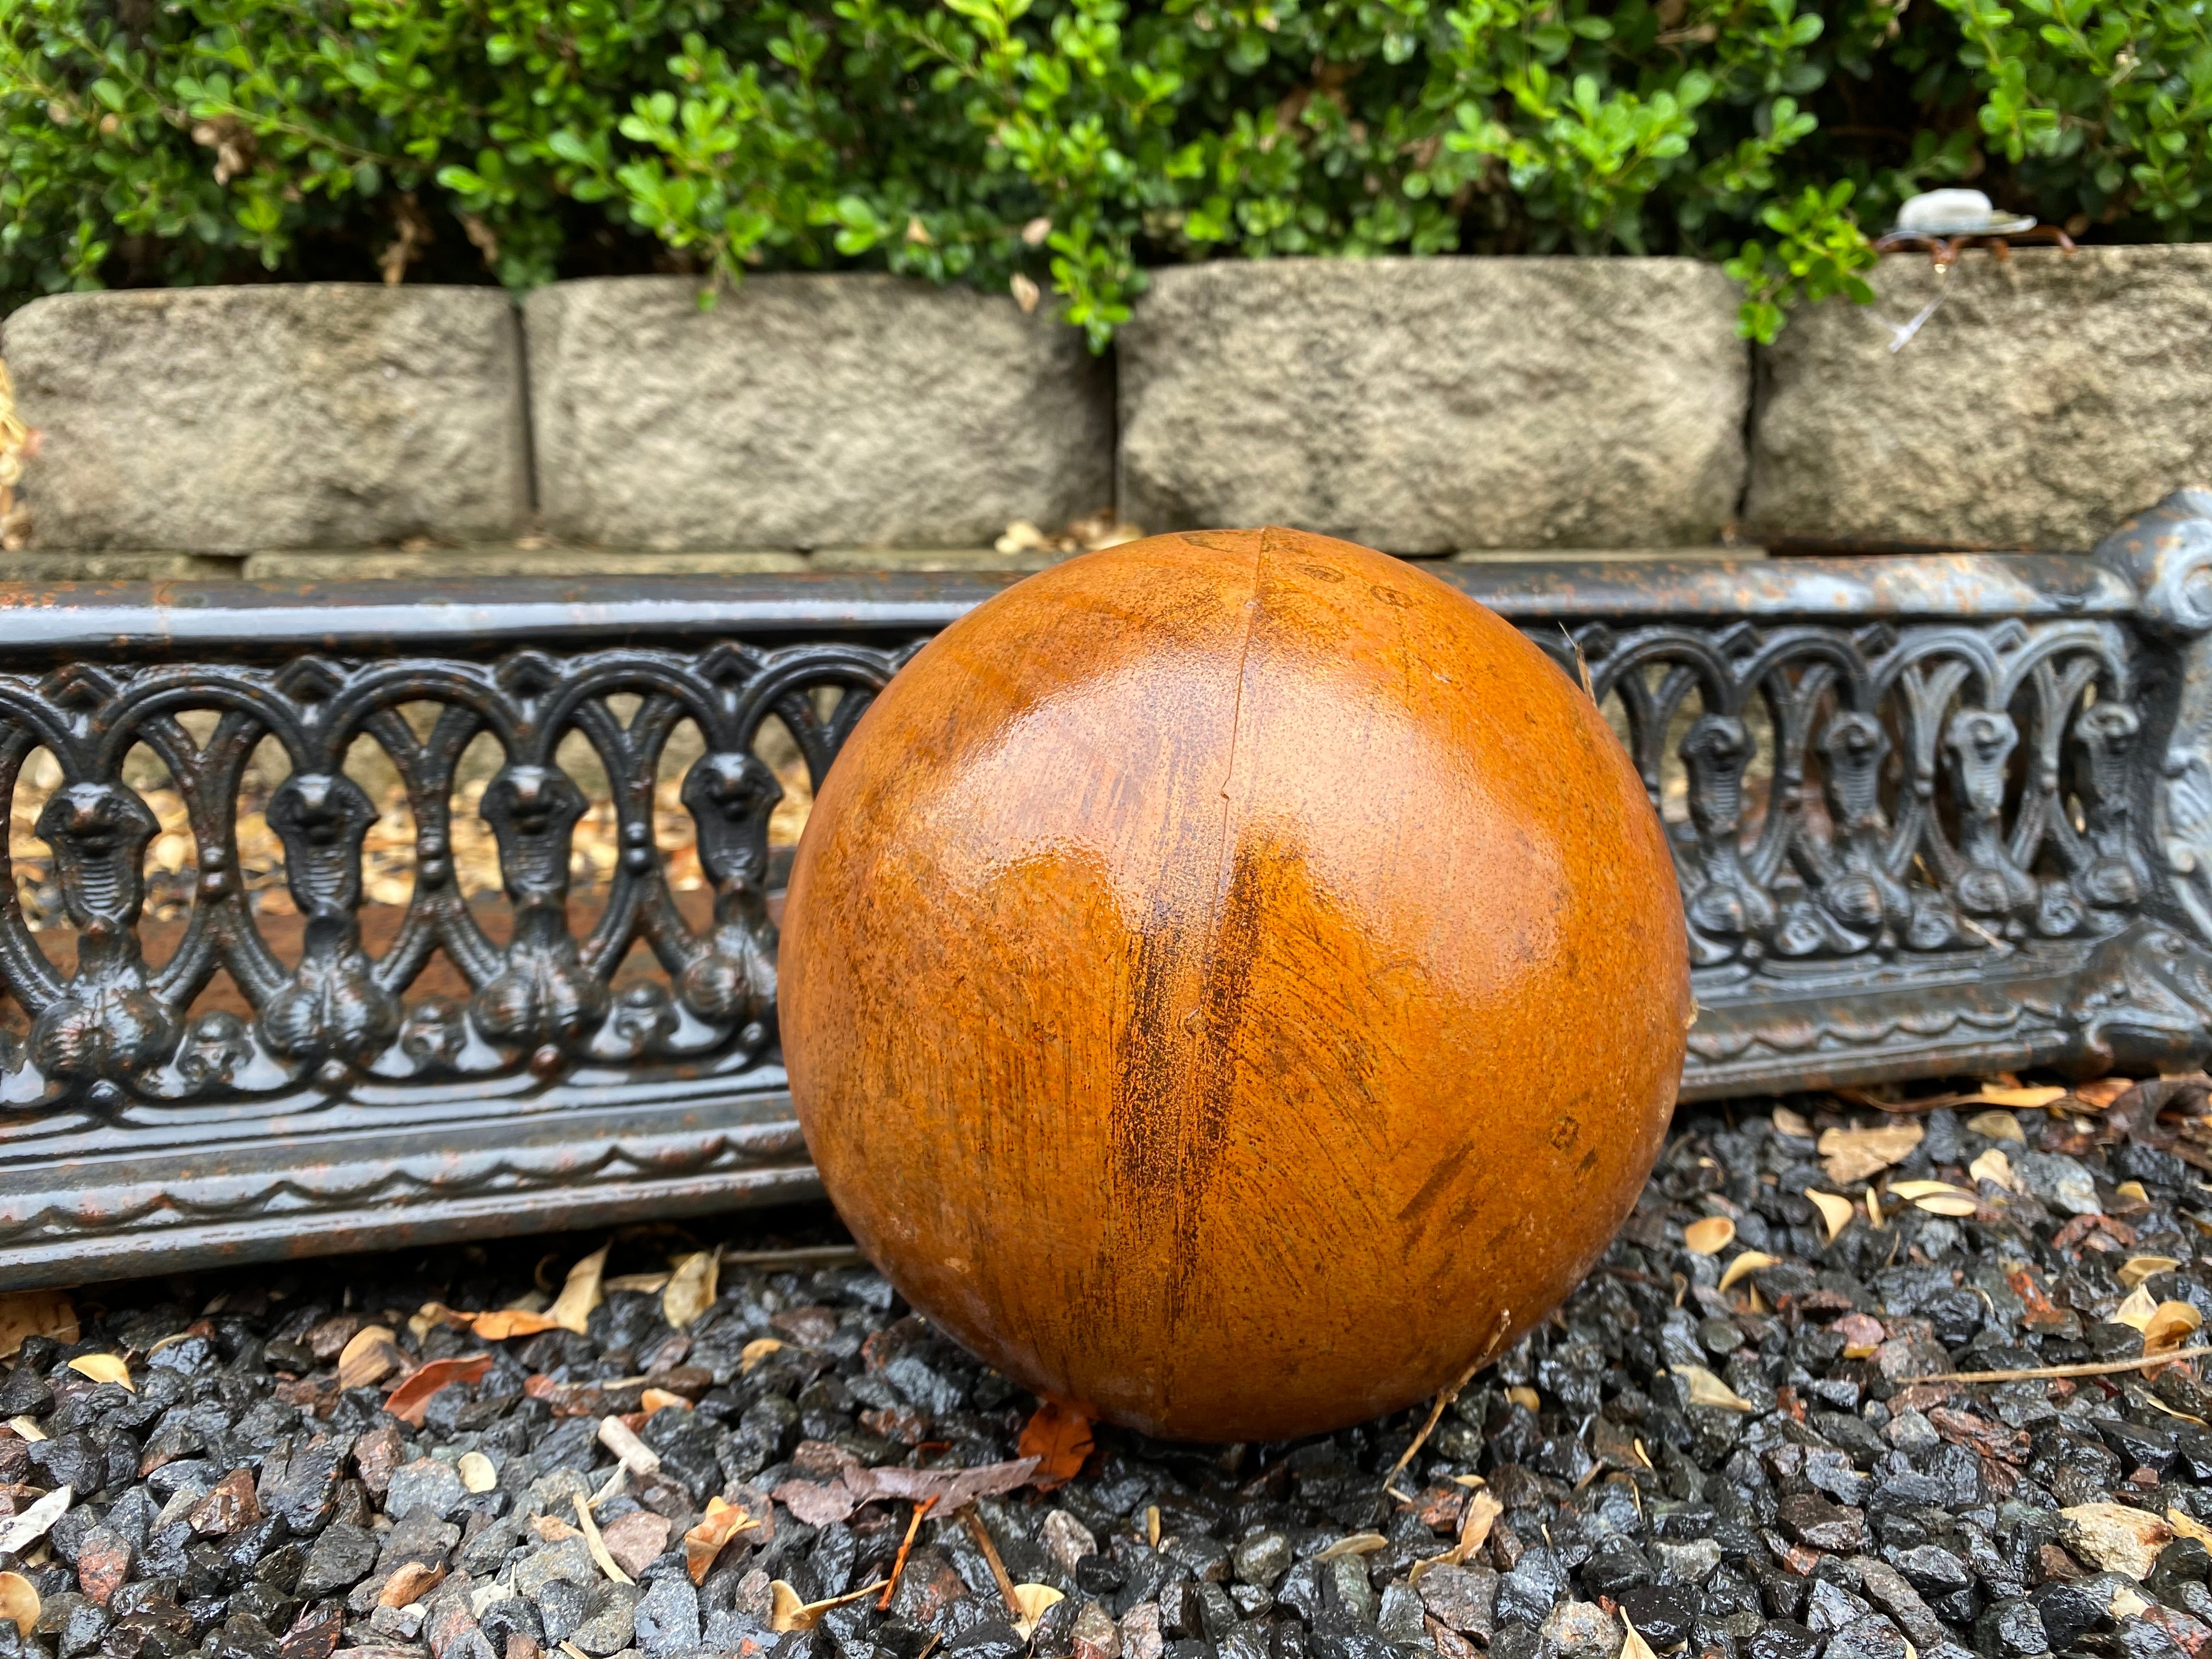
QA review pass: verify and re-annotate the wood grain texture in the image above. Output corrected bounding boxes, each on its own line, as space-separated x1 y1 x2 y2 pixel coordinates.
779 527 1689 1442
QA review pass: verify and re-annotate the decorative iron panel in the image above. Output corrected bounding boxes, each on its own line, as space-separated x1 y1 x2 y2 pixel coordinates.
1 494 2209 1283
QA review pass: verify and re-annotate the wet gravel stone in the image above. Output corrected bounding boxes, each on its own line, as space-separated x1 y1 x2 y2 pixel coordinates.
14 1099 2212 1659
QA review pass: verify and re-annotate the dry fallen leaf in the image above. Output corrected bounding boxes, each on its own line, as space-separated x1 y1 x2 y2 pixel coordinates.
1888 1181 1979 1216
1717 1251 1779 1292
385 1355 493 1426
2116 1286 2160 1330
472 1309 562 1341
663 1251 719 1330
640 1388 691 1418
0 1291 76 1362
605 1273 672 1294
770 1583 809 1634
1977 1085 2069 1108
379 1562 447 1607
1969 1148 2015 1191
2144 1301 2204 1356
1819 1120 1923 1184
1457 1491 1501 1556
0 1571 36 1638
1621 1615 1659 1659
1965 1110 2026 1143
1312 1534 1388 1562
457 1452 498 1494
1412 1486 1502 1587
551 1245 609 1336
6 1415 43 1442
1506 1386 1541 1413
770 1578 889 1633
2075 1077 2135 1110
685 1498 760 1585
741 1338 786 1374
1805 1190 1855 1244
1677 1364 1754 1412
1914 1192 1979 1217
1683 1217 1735 1255
1771 1107 1813 1139
66 1354 132 1391
337 1325 403 1390
2114 1180 2153 1213
2121 1256 2183 1290
1011 1584 1064 1639
2169 1508 2212 1549
842 1456 1040 1510
1018 1400 1094 1491
409 1302 472 1342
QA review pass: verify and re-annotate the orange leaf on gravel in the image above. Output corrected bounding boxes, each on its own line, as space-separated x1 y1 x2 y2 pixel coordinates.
337 1325 402 1390
472 1309 561 1340
2075 1077 2135 1110
385 1355 492 1426
685 1498 761 1585
1018 1400 1094 1491
1683 1217 1735 1255
1818 1120 1922 1184
0 1290 77 1361
2145 1300 2204 1356
0 1572 36 1637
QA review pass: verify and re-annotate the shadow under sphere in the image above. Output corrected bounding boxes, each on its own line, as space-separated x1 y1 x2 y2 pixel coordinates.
780 526 1690 1443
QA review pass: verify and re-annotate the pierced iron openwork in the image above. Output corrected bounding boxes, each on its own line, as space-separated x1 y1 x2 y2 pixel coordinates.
1 490 2209 1283
0 640 906 1120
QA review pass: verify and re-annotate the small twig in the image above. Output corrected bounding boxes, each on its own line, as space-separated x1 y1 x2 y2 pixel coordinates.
720 1245 866 1267
1915 1346 2212 1384
879 1497 936 1610
1386 1310 1511 1496
962 1506 1023 1619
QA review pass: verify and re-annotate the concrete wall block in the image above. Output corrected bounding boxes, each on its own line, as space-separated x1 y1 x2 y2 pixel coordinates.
526 275 1115 551
3 285 528 554
1746 245 2212 552
1115 258 1751 554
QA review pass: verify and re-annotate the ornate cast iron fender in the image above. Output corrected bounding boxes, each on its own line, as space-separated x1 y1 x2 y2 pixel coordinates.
3 493 2211 1285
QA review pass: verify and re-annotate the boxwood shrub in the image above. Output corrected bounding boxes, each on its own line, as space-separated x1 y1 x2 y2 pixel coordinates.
5 0 2209 343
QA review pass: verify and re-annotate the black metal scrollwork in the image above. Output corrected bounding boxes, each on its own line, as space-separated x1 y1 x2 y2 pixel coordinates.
0 504 2209 1283
0 640 900 1112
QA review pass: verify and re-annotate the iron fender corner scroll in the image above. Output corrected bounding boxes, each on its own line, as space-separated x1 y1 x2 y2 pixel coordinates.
2098 488 2212 950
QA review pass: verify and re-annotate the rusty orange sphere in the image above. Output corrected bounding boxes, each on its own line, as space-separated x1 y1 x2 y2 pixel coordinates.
779 527 1688 1442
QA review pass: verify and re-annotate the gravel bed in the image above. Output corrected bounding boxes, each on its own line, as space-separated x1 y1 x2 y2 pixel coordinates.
7 1094 2212 1659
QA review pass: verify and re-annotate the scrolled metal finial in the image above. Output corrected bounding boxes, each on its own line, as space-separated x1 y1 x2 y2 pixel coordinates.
2098 489 2212 949
2097 488 2212 637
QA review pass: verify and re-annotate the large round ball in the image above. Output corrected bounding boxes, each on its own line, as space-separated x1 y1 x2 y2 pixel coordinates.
780 527 1688 1442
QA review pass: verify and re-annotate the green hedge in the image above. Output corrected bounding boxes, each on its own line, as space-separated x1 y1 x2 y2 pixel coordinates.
5 0 2210 345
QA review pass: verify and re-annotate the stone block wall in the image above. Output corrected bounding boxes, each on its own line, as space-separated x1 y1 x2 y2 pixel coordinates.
2 286 527 556
1116 258 1749 553
2 245 2207 573
1746 246 2212 552
526 275 1115 552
